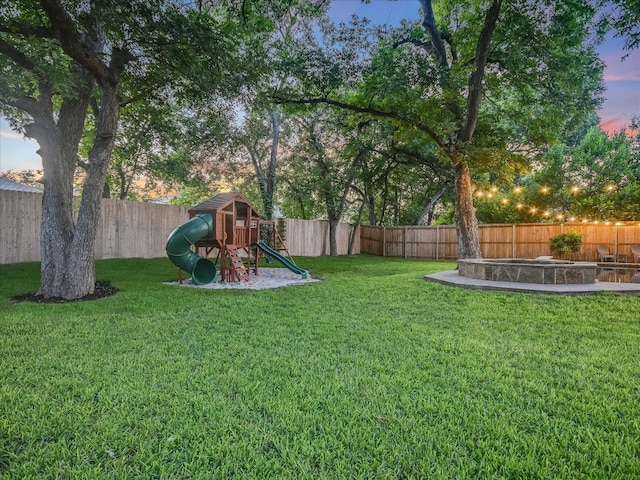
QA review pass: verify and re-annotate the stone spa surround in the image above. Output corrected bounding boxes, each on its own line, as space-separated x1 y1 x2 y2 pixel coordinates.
457 258 597 285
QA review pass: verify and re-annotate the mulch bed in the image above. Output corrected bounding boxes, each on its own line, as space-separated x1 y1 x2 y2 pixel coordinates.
11 281 119 304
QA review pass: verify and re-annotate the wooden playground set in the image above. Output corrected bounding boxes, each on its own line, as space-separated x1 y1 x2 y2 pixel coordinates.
166 192 307 284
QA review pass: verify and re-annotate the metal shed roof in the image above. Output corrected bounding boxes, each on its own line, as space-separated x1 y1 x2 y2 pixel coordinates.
0 177 42 193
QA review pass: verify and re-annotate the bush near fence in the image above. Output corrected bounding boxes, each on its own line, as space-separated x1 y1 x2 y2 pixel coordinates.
361 224 640 262
0 190 360 264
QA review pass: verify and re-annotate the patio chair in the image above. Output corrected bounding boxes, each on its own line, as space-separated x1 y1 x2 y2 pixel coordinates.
632 245 640 263
597 245 615 262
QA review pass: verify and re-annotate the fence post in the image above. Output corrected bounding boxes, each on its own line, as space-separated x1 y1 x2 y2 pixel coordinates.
404 226 407 258
436 226 439 260
383 226 386 257
512 224 516 258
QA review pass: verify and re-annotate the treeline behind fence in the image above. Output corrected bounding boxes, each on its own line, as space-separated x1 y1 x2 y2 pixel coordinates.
361 224 640 262
0 190 359 265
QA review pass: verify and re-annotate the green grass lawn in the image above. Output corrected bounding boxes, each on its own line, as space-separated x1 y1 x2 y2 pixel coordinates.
1 255 639 479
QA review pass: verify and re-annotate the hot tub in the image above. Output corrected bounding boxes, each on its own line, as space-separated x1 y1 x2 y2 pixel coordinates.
457 258 597 285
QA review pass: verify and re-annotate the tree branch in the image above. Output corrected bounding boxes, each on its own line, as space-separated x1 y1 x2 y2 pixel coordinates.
0 38 49 83
417 182 450 225
39 0 136 88
419 0 463 127
392 38 433 53
460 0 502 143
0 22 55 38
6 97 40 117
418 0 448 67
275 96 447 150
39 0 115 85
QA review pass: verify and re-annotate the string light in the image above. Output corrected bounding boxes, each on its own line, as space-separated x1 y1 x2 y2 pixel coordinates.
472 182 632 224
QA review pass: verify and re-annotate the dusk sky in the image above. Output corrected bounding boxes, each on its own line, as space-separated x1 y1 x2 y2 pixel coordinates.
1 0 638 173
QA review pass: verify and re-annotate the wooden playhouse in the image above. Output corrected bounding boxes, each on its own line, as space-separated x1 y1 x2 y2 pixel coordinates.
188 192 265 282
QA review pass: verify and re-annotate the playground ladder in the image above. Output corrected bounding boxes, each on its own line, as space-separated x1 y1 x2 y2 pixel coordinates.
225 244 250 282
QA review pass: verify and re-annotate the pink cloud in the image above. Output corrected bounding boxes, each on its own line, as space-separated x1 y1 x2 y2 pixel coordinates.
0 130 22 139
599 115 639 135
600 47 640 82
604 72 640 81
600 117 622 134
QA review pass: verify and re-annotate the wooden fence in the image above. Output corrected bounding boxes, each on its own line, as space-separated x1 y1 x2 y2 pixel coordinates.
361 223 640 262
0 190 359 264
8 188 638 265
283 218 359 257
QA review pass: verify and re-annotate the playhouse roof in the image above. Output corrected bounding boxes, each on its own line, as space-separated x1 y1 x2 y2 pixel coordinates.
188 191 261 216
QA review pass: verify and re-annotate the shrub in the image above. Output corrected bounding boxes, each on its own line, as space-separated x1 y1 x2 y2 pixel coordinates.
550 231 583 258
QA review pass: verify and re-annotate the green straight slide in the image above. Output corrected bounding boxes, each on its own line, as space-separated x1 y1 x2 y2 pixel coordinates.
255 240 308 279
166 213 217 285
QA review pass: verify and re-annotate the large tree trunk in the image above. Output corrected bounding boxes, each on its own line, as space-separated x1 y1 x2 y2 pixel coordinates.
265 109 279 220
66 86 120 297
347 200 365 255
247 110 279 220
365 187 377 225
35 75 94 299
328 216 339 256
36 83 120 300
454 159 482 259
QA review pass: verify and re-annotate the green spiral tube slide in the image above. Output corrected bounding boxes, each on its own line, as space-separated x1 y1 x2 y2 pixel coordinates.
166 213 217 285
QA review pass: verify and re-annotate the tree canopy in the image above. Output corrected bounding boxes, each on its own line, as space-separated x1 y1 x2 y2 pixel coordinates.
0 0 289 299
276 0 606 257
